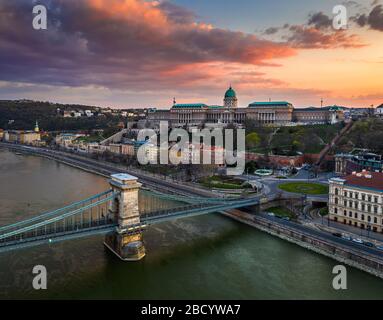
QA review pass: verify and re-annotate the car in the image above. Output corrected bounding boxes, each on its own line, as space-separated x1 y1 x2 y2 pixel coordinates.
341 235 352 241
282 217 290 221
363 242 374 248
332 232 342 238
267 212 275 217
376 246 383 251
352 238 363 244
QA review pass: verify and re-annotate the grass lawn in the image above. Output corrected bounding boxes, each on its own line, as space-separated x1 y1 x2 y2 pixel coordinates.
200 176 252 190
266 207 296 219
278 182 329 195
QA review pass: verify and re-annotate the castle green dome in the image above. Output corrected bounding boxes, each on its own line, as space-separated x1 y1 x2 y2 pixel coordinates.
224 86 236 98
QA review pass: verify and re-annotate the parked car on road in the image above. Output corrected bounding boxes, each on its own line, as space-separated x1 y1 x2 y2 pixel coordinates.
267 212 275 217
341 235 352 241
363 241 374 248
376 246 383 251
352 238 363 244
332 233 342 238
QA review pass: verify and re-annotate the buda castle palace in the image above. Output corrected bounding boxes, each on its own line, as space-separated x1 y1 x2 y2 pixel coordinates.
147 86 344 128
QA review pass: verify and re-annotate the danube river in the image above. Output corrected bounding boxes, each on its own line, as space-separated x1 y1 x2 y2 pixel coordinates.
0 148 382 299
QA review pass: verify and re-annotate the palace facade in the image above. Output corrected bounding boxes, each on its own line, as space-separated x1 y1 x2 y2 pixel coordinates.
147 86 344 128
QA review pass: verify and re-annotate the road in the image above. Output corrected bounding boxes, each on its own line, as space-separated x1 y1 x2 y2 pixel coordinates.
0 143 220 198
257 212 383 260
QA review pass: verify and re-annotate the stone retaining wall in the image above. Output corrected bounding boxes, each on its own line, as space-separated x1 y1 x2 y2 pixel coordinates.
224 211 383 279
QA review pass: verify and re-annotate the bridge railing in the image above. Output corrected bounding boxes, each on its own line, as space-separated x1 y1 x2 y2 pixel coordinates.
0 190 117 246
141 197 260 224
0 189 115 233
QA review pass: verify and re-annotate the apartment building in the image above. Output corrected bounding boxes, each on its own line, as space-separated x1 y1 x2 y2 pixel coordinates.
329 171 383 233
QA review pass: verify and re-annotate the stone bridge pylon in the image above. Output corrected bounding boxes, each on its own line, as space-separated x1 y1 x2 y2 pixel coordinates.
104 173 146 261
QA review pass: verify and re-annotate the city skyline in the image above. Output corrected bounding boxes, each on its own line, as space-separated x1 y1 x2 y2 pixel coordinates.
0 0 382 108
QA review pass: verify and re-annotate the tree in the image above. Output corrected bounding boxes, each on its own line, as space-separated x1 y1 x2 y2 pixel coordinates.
246 132 261 150
245 161 258 174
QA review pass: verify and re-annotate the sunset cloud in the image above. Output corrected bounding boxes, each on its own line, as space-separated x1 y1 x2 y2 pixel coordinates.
0 0 295 91
285 26 365 49
0 0 380 108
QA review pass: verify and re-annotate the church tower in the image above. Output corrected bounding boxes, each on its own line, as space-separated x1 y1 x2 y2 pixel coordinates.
34 120 40 133
223 86 238 109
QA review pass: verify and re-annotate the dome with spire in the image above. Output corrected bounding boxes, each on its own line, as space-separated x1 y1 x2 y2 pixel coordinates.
223 86 238 109
224 86 236 98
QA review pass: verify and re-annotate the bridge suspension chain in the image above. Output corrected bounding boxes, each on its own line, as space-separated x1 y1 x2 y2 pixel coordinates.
0 189 114 233
0 193 116 241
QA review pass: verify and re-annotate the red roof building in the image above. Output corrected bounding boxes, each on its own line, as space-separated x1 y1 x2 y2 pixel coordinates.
343 170 383 192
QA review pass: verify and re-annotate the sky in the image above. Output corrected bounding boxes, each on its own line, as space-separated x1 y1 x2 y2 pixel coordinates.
0 0 382 109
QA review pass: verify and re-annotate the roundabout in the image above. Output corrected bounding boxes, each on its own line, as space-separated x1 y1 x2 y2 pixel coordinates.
278 182 329 195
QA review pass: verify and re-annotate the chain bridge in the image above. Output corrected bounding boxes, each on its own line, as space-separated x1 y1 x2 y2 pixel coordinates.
0 174 259 261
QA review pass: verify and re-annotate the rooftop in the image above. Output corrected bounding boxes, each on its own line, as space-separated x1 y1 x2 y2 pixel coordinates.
342 171 383 192
224 86 236 98
172 103 208 109
111 173 138 183
295 105 344 111
248 101 292 108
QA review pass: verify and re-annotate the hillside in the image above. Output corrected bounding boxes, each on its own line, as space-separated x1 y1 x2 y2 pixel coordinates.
0 100 121 132
245 121 344 156
336 118 383 154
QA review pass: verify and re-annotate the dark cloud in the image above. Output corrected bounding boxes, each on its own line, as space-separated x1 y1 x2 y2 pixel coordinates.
157 1 197 24
307 12 332 29
263 27 280 35
352 14 368 27
368 4 383 30
352 4 383 31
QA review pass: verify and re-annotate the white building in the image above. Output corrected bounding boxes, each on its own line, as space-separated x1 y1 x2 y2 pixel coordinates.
85 110 93 117
329 171 383 233
375 104 383 116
